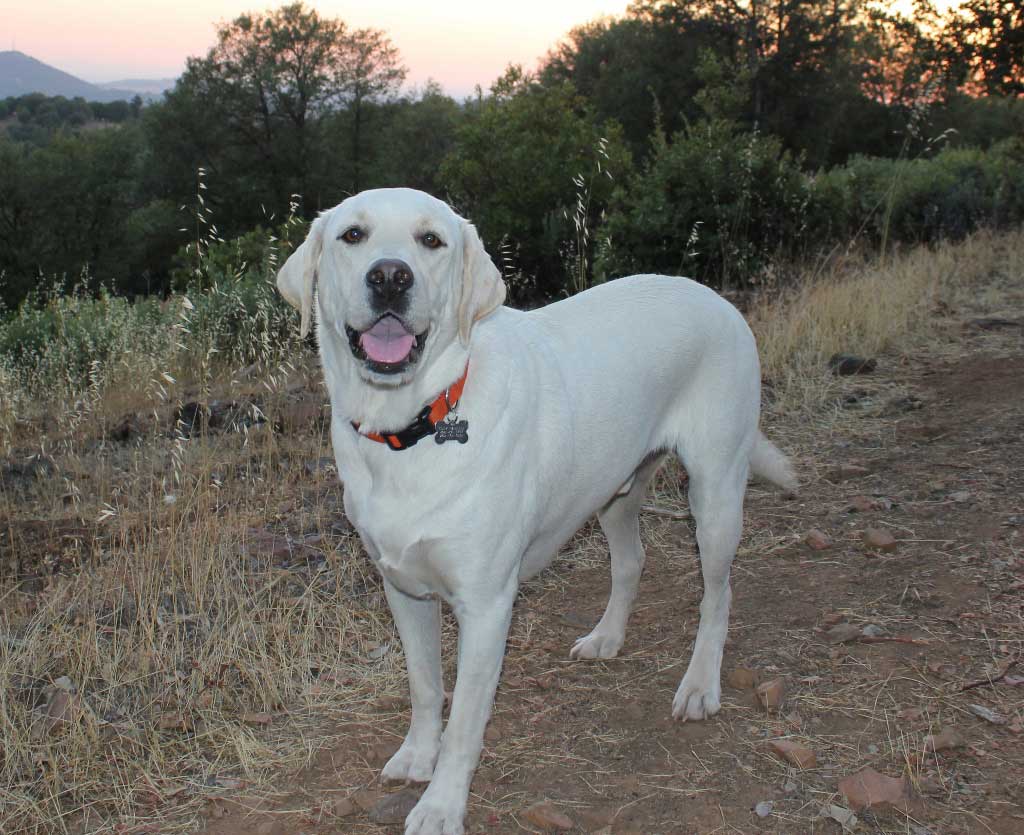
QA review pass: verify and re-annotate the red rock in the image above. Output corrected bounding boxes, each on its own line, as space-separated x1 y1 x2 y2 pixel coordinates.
924 727 964 753
847 495 876 512
727 668 758 690
369 789 421 824
838 767 911 812
825 623 862 644
755 678 786 711
367 739 402 765
522 801 573 831
804 529 832 550
863 528 897 552
352 788 384 811
833 464 870 480
329 796 358 817
768 739 817 769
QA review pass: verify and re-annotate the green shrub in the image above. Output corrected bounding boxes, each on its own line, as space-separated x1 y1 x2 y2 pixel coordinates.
808 139 1024 246
595 119 810 290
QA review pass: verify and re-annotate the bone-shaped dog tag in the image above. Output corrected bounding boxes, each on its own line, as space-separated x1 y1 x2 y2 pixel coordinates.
434 416 469 444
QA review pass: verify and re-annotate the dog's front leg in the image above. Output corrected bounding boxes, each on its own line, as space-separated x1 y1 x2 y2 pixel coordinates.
381 578 444 784
404 587 516 835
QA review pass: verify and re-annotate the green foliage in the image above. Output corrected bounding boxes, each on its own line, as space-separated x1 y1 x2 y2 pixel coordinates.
940 0 1023 97
0 285 174 403
151 1 405 227
0 126 154 304
809 139 1024 246
596 119 809 290
0 222 303 414
440 70 632 301
1 94 141 145
1 0 1024 313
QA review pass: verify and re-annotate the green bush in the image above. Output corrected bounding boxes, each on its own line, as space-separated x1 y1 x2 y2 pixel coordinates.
808 139 1024 246
595 119 810 290
0 221 306 414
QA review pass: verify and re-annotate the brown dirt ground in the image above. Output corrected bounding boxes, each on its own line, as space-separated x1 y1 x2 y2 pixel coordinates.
193 301 1023 833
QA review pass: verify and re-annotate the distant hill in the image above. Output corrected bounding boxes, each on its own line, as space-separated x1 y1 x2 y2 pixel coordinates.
98 78 176 97
0 51 169 102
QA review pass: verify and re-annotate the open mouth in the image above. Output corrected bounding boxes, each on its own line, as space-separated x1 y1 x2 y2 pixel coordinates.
346 314 428 375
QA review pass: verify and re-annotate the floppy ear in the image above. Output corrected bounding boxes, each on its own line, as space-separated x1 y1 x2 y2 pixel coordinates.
457 220 506 346
277 213 327 338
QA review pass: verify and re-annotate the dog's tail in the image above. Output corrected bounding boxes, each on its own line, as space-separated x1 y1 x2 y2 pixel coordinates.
750 432 798 494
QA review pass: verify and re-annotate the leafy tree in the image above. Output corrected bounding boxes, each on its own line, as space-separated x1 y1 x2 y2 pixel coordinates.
343 27 405 190
0 127 147 305
540 12 735 155
369 82 463 194
940 0 1023 97
151 1 406 229
548 1 937 168
440 68 632 302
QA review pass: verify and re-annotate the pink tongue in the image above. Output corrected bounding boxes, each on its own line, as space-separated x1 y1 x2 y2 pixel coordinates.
360 316 416 364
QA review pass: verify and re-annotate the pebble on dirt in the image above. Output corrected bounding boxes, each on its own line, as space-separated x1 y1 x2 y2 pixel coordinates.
924 726 964 752
825 623 862 644
755 678 786 711
727 667 759 689
863 527 898 552
837 766 912 812
829 353 878 375
804 528 832 550
368 789 422 824
846 495 877 513
768 739 818 769
833 463 871 481
522 801 574 831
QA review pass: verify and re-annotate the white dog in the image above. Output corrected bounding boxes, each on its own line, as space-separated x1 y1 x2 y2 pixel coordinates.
277 188 796 835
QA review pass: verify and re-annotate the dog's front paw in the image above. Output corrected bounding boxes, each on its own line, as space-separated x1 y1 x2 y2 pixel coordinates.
569 629 624 660
404 787 465 835
671 672 722 721
382 739 439 784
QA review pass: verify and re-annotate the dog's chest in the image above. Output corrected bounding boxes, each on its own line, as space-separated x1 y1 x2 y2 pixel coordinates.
344 485 457 600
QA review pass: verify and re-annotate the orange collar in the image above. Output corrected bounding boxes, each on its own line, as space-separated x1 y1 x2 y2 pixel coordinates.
352 365 469 450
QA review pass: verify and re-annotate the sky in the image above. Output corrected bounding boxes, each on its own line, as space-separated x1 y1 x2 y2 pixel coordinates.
5 0 634 96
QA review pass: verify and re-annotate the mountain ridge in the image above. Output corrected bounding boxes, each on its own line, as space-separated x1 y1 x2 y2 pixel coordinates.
0 51 172 101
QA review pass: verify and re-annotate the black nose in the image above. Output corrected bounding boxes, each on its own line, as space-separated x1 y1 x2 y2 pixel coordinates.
365 258 414 304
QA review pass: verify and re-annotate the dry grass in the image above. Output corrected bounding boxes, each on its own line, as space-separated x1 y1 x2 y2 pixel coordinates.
750 227 1024 415
1 226 1022 833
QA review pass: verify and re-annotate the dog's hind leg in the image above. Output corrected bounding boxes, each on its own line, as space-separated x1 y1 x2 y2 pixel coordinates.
571 454 666 660
671 446 748 721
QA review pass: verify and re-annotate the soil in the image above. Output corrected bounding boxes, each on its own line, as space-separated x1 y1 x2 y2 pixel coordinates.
193 301 1024 833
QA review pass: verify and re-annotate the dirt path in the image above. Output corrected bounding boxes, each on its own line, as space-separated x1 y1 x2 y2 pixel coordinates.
194 289 1024 835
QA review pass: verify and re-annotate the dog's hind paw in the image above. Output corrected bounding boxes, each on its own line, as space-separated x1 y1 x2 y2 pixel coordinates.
382 740 438 784
671 676 722 721
569 629 624 660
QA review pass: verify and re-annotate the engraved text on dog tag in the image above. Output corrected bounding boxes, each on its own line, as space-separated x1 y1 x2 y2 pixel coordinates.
435 417 469 444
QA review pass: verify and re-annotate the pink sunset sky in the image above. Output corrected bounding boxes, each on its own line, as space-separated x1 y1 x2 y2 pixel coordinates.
6 0 635 95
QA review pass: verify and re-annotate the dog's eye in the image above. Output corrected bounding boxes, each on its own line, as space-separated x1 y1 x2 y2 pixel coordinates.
339 227 365 244
420 232 444 250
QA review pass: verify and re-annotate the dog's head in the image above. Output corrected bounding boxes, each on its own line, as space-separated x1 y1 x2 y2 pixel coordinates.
277 188 505 386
